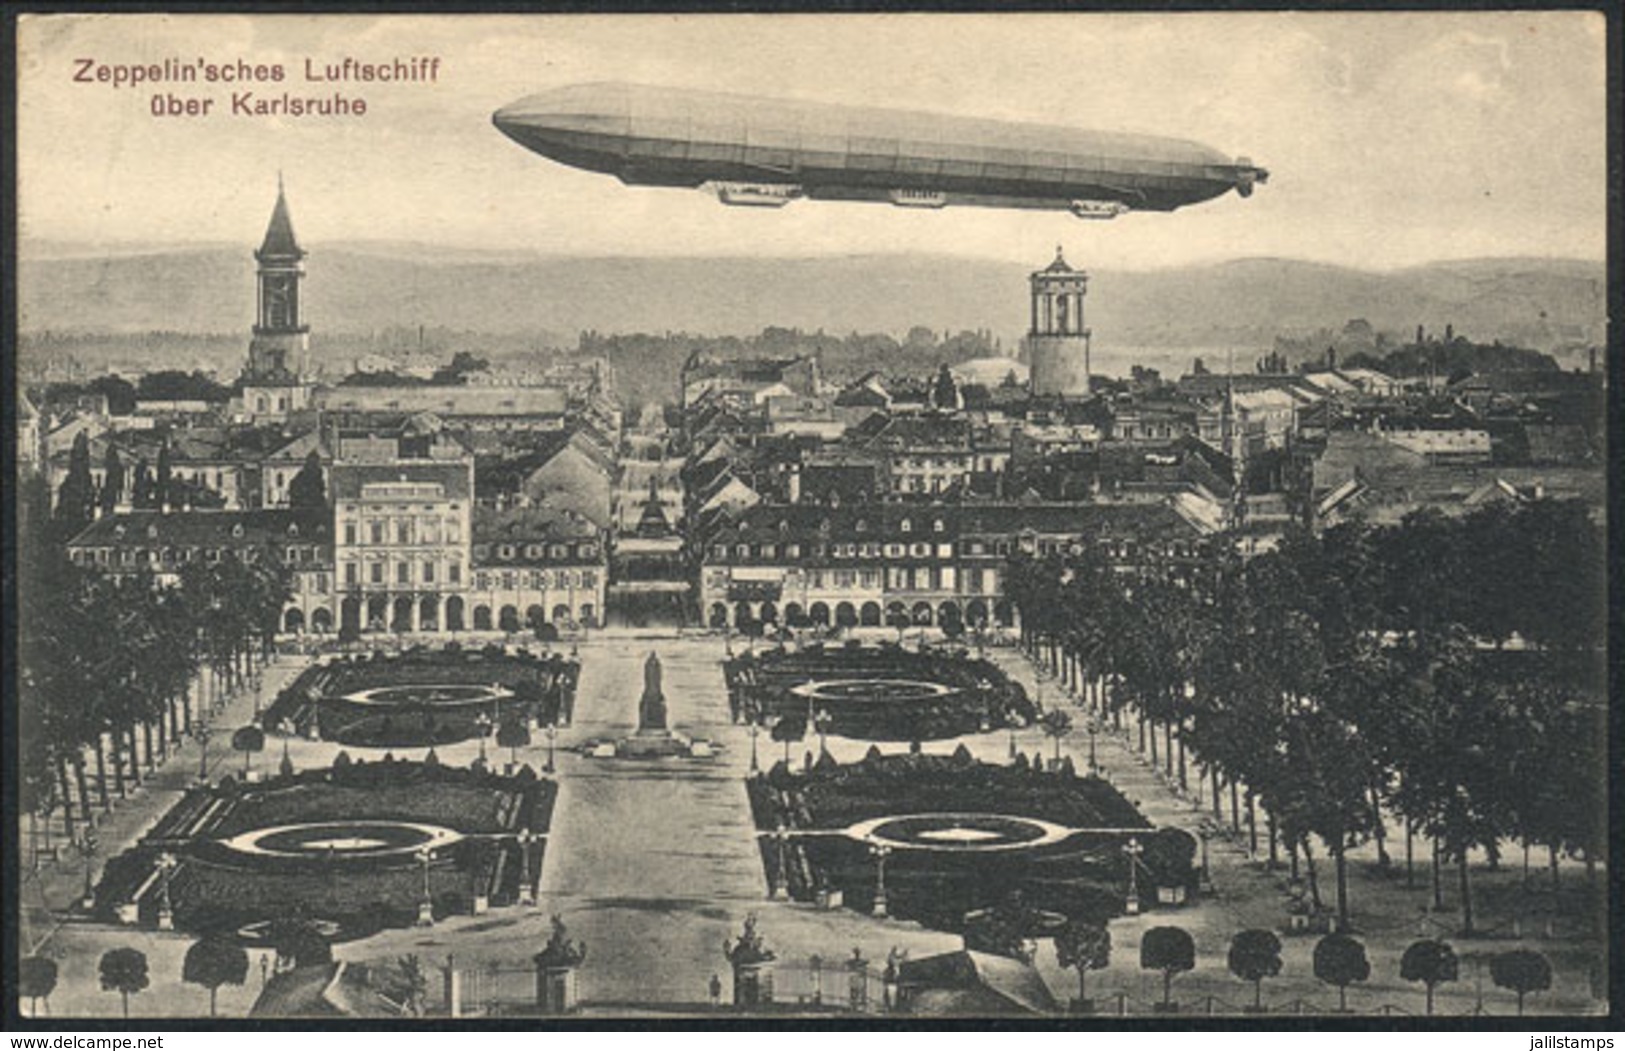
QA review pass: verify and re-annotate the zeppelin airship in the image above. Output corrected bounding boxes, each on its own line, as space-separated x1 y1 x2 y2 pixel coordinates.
492 82 1267 219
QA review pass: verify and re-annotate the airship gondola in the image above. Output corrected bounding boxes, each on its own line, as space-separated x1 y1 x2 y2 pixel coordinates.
492 82 1267 219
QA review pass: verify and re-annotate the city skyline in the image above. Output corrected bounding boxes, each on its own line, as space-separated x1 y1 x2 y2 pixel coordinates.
18 12 1608 270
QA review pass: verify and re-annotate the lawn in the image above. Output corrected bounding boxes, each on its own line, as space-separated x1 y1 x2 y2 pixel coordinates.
95 760 556 938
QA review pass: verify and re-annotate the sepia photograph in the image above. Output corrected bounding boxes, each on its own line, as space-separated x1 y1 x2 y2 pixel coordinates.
8 10 1612 1027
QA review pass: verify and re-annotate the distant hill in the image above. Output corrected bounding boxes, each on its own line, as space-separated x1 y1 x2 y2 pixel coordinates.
18 243 1604 363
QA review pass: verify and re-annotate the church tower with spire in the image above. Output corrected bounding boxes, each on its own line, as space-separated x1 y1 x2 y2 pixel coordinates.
241 178 314 421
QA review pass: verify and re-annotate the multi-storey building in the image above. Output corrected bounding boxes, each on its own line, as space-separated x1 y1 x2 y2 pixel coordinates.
697 501 1208 632
331 452 474 636
468 506 608 631
64 509 334 633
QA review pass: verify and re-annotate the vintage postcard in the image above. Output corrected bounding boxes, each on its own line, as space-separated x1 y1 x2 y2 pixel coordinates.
10 11 1610 1026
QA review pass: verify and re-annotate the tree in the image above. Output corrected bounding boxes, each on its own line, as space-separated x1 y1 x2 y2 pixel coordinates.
467 838 500 906
131 457 154 509
962 892 1046 963
56 430 96 536
1312 933 1370 1012
1490 949 1552 1017
183 936 249 1016
1038 708 1073 767
19 956 58 1016
496 719 531 766
771 716 804 766
1227 929 1283 1011
1053 919 1110 1012
231 725 265 774
155 443 173 513
269 917 333 971
1400 938 1458 1016
99 947 150 1018
287 450 326 510
100 444 125 516
1139 926 1196 1010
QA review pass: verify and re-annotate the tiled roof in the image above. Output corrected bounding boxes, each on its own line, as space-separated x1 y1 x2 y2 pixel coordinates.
67 509 330 548
329 460 473 501
472 504 599 541
256 184 304 260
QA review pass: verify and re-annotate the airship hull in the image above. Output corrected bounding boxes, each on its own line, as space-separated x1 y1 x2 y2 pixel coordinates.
493 82 1267 216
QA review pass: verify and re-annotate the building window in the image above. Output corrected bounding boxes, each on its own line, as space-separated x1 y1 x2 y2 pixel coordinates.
581 544 598 559
581 570 597 588
474 544 490 560
449 564 462 584
530 570 544 589
500 544 516 560
397 562 410 584
550 545 568 560
345 563 358 585
370 522 384 545
476 572 490 590
502 571 516 590
344 524 356 545
398 521 412 544
423 561 436 583
933 518 945 533
370 563 384 584
900 518 912 533
526 544 542 559
786 544 801 559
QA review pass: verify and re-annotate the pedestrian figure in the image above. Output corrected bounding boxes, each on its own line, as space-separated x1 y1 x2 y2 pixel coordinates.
709 972 722 1007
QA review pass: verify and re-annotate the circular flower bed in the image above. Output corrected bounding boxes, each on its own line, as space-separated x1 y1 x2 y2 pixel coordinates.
728 643 1033 741
848 812 1075 852
217 820 464 860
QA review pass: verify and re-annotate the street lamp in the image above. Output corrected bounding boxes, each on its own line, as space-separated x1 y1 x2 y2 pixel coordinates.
814 708 833 756
544 721 557 775
771 824 790 900
516 829 538 906
869 841 892 918
1122 837 1144 916
196 722 214 782
79 829 100 910
475 713 492 762
1087 720 1098 774
414 847 435 926
1197 824 1214 895
749 720 760 775
156 852 178 930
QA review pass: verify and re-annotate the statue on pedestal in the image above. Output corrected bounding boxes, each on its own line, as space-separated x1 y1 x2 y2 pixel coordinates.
638 652 668 733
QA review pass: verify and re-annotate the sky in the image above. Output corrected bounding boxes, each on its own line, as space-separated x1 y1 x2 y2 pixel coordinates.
16 11 1608 270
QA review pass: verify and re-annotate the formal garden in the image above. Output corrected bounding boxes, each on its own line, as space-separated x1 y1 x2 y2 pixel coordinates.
724 641 1035 741
92 758 556 942
260 643 580 748
745 749 1194 937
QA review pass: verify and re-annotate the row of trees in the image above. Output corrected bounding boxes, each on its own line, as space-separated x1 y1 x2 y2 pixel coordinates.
52 430 328 541
20 923 430 1018
1055 921 1552 1016
17 527 292 852
1007 501 1606 936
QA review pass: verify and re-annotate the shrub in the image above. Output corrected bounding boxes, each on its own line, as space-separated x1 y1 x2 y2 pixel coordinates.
1140 927 1195 1009
1313 933 1370 1012
1227 929 1283 1010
